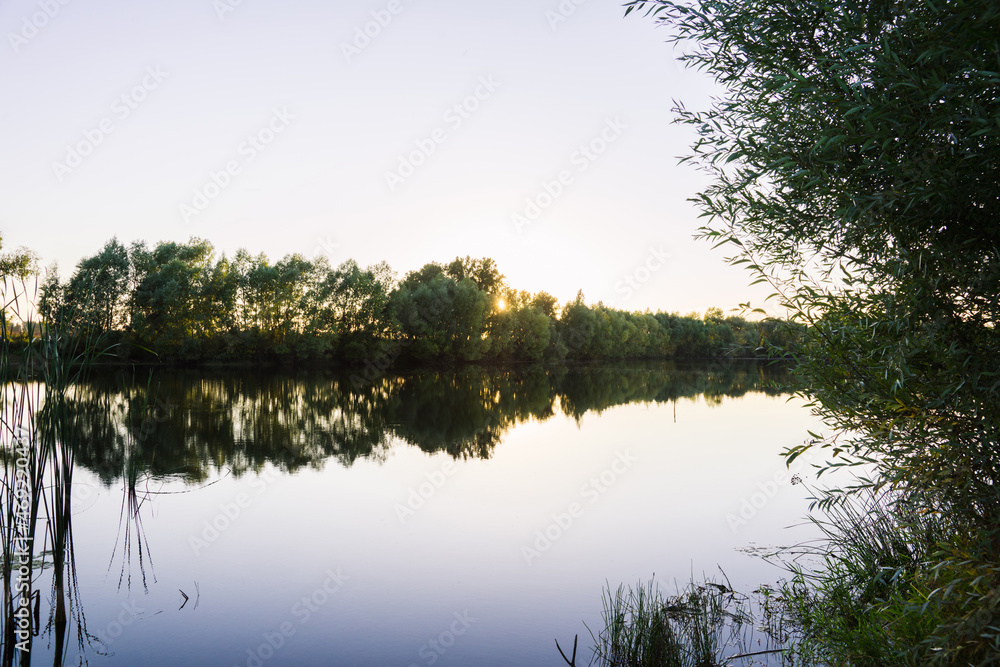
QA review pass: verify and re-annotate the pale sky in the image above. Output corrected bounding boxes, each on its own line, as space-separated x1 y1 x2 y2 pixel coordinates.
1 0 772 315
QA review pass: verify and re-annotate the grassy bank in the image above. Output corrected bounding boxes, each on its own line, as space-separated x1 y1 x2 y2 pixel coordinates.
587 487 1000 666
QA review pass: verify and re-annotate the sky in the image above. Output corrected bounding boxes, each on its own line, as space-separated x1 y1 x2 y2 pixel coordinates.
0 0 774 315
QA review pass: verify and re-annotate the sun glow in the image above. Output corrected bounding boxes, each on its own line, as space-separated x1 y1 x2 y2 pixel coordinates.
496 298 506 311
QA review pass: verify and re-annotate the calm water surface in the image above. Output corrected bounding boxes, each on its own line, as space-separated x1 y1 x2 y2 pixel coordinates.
9 362 825 666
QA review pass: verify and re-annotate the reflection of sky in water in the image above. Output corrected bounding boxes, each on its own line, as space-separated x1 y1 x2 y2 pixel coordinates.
44 374 825 666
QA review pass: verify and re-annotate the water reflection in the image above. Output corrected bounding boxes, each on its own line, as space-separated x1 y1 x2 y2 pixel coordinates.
0 360 798 666
65 361 793 483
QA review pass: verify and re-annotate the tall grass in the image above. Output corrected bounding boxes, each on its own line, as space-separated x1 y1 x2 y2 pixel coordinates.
0 273 116 664
0 384 43 666
770 489 975 667
589 574 794 667
0 277 46 665
589 482 1000 667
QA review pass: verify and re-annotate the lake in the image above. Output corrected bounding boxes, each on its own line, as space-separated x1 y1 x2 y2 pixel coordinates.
3 361 824 666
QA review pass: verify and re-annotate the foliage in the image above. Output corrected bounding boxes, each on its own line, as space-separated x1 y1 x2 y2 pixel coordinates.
626 0 1000 662
47 237 804 365
0 233 37 281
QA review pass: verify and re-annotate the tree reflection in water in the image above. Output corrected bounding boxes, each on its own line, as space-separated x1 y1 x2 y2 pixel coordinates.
67 360 793 482
1 359 792 665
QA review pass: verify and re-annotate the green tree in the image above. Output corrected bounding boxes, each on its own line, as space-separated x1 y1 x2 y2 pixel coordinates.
201 254 239 335
628 0 1000 662
558 293 597 360
319 259 394 359
37 264 66 332
65 239 131 334
130 238 217 358
390 266 490 361
445 256 506 294
512 306 552 361
0 233 37 279
530 291 559 319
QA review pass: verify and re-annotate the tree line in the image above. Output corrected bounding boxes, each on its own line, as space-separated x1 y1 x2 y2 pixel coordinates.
36 237 804 365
